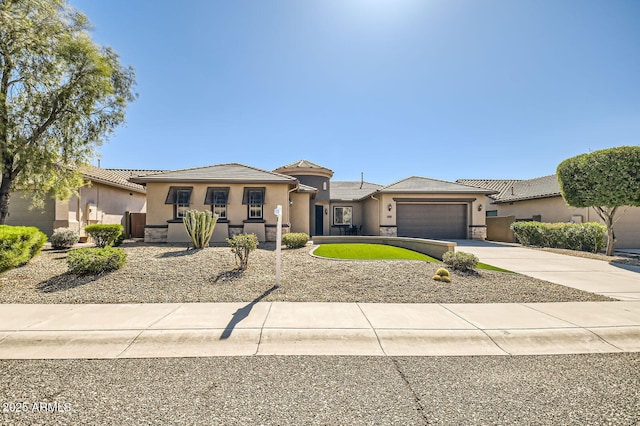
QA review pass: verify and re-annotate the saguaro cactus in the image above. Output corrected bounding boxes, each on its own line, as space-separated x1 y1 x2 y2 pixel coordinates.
183 210 218 249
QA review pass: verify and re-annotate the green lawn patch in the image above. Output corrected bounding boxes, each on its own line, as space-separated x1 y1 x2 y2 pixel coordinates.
313 244 439 262
313 243 514 272
476 262 514 273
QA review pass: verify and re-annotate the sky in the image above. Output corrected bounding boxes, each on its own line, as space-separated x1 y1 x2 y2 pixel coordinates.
68 0 640 184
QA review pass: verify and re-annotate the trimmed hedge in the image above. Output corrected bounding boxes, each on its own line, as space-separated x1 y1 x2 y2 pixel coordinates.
67 246 127 275
0 225 47 272
84 224 123 248
510 221 606 253
281 232 309 249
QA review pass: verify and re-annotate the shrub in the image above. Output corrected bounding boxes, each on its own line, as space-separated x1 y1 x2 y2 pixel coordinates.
432 267 451 283
511 221 606 253
0 225 47 272
67 246 127 276
443 251 478 272
113 231 126 247
183 210 218 249
227 233 259 270
50 227 80 249
281 232 309 249
84 224 123 248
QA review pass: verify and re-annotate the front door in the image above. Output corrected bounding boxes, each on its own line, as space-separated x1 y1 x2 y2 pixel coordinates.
315 205 324 236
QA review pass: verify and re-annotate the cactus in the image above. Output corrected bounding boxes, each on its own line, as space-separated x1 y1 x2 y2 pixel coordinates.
183 210 218 249
433 267 451 283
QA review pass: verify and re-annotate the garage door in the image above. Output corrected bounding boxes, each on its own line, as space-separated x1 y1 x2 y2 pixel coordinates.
397 204 467 239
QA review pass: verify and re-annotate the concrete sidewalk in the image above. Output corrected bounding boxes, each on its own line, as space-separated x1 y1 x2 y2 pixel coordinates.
1 302 639 359
454 240 640 300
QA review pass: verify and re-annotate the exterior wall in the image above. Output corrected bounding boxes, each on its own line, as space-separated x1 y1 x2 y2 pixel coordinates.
144 182 293 243
290 175 330 202
289 192 311 235
6 191 56 235
6 183 145 237
492 197 588 223
78 182 147 227
492 196 640 249
362 197 381 236
486 216 516 242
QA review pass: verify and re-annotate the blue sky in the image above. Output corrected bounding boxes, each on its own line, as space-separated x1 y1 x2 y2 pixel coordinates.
68 0 640 184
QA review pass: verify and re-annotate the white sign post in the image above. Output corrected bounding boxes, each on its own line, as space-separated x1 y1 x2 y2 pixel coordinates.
274 205 283 288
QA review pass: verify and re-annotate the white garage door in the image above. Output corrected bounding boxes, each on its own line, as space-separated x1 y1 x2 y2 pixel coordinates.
397 204 467 239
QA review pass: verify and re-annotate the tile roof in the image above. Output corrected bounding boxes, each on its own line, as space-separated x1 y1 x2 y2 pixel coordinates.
106 169 166 180
275 159 333 172
491 175 561 203
130 163 298 184
377 176 498 195
80 165 147 193
330 181 383 201
456 179 521 200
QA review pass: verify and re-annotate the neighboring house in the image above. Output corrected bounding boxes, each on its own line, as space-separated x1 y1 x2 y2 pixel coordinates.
131 160 496 243
130 163 317 243
459 175 640 249
6 165 148 236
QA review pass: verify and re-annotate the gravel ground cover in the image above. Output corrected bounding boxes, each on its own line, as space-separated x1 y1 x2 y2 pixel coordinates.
0 241 613 304
1 354 638 425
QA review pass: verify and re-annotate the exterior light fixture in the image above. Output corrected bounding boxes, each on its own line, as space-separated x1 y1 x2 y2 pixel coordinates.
478 204 483 212
387 203 393 212
325 208 328 215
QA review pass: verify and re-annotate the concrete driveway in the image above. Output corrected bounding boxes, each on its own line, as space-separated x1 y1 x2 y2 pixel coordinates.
454 240 640 301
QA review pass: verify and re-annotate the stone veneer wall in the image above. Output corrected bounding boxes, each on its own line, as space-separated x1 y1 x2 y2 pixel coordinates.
379 226 397 237
145 226 168 243
469 225 487 240
265 225 290 242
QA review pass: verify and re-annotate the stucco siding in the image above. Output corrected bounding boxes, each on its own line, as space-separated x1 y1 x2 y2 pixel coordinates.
6 191 56 235
144 182 293 242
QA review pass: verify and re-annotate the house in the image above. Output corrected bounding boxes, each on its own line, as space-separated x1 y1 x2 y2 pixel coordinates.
6 165 149 237
130 163 318 243
132 160 496 243
459 175 640 249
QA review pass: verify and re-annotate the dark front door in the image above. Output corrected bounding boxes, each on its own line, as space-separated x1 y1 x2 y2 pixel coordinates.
315 205 324 236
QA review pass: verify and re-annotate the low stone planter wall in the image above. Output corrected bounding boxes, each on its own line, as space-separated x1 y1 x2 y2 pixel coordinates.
312 236 456 260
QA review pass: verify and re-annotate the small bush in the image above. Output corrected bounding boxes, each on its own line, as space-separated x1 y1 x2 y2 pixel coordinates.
227 233 259 270
511 221 606 253
84 224 123 248
443 251 478 272
67 246 127 276
50 227 80 249
282 232 309 249
0 225 47 272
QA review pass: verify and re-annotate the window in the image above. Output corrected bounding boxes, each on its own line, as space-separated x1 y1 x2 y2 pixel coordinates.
165 187 193 219
486 210 498 217
333 206 352 225
242 187 265 220
205 187 229 219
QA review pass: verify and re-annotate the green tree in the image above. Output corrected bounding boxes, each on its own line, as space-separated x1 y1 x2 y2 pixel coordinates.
557 146 640 256
0 0 136 223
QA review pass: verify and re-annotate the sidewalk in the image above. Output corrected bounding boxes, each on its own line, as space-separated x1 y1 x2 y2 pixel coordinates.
454 240 640 300
1 301 639 359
